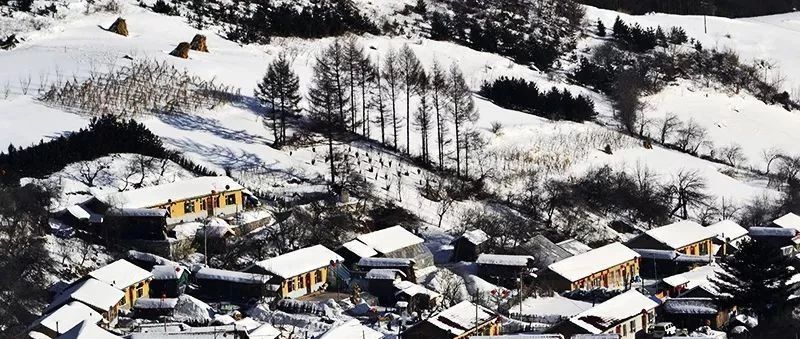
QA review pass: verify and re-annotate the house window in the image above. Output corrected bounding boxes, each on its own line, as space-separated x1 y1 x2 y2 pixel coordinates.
184 201 195 214
225 194 236 205
699 241 708 255
298 274 305 288
316 269 323 283
630 319 636 331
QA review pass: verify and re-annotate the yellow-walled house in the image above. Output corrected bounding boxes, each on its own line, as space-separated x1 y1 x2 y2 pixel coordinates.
96 176 247 225
547 290 659 339
402 301 501 339
88 259 153 309
626 220 716 256
546 242 641 292
246 245 344 299
40 278 125 326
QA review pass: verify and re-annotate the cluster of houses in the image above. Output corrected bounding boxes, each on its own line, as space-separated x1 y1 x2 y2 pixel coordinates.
33 173 800 339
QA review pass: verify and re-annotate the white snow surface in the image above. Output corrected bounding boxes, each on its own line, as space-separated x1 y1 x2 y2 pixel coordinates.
31 301 102 335
426 300 496 336
48 278 125 313
705 220 748 241
340 239 379 259
194 267 271 284
556 239 593 256
475 254 534 267
355 226 424 255
56 319 122 339
317 320 384 339
640 220 716 250
547 242 640 282
773 213 800 231
88 259 153 289
251 244 343 279
509 294 593 321
570 290 660 334
134 298 179 309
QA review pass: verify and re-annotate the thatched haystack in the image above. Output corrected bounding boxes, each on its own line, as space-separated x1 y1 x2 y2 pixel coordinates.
170 42 191 59
190 34 209 52
108 17 129 36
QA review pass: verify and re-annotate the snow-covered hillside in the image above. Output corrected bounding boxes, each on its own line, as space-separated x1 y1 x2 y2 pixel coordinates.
1 0 797 241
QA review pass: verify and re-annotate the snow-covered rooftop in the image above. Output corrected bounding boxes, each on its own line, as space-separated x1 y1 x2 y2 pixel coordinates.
641 220 716 250
358 257 415 268
32 302 102 335
458 229 490 245
569 290 660 334
66 205 91 220
88 259 153 289
48 278 125 313
56 320 121 339
705 220 748 241
340 239 378 258
365 268 406 280
252 245 343 279
356 226 423 255
96 176 244 208
317 320 384 339
151 265 186 280
557 239 592 255
135 298 179 309
427 300 497 336
634 249 712 264
476 254 534 267
106 208 168 217
749 226 797 237
662 265 728 297
662 298 718 315
394 280 441 298
509 294 593 319
773 213 800 231
548 242 640 282
195 267 272 285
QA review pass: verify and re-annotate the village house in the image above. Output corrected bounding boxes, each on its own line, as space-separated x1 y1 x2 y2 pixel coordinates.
93 176 248 225
44 278 125 324
545 242 641 292
476 254 536 288
357 257 418 282
194 267 278 302
748 226 800 255
658 265 736 331
29 301 103 338
402 300 501 339
704 220 749 256
508 294 593 329
246 245 344 299
626 221 716 256
520 234 573 270
87 259 154 309
133 298 178 320
336 225 434 270
450 229 489 262
557 238 593 256
661 298 733 331
634 249 712 279
53 320 122 339
659 264 727 299
393 280 442 311
771 212 800 231
149 264 189 298
546 290 659 339
317 319 384 339
102 208 169 240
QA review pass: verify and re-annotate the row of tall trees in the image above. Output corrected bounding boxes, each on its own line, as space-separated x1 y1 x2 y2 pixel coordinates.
255 38 481 185
576 0 797 18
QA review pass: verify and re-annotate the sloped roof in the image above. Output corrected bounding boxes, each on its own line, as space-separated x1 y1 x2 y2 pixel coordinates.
56 320 121 339
476 254 534 267
557 238 593 255
195 267 272 285
393 280 441 298
749 226 797 237
548 242 640 282
426 301 497 336
356 226 424 254
48 278 125 313
96 176 243 208
32 302 102 335
365 269 406 280
705 220 748 241
252 245 343 279
151 265 187 280
134 298 179 309
318 320 384 339
662 264 728 297
89 259 153 289
340 239 379 258
773 213 800 231
663 298 718 315
642 221 716 250
358 257 415 267
458 229 490 245
525 234 572 265
570 290 660 334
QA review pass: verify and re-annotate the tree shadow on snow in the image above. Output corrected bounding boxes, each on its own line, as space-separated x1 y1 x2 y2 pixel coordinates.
156 113 272 145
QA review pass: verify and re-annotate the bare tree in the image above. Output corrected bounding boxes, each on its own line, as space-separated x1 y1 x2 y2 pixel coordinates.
612 69 644 135
431 60 450 171
719 143 746 168
762 147 783 176
448 63 478 177
430 269 465 307
381 47 402 149
414 71 433 164
399 44 424 154
75 159 111 187
674 119 707 154
658 112 680 144
669 169 710 219
19 74 31 95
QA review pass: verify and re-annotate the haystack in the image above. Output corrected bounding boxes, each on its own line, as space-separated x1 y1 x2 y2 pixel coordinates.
108 17 129 36
170 42 191 59
190 34 209 52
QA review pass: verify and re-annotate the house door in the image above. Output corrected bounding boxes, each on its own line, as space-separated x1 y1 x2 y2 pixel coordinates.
306 275 312 294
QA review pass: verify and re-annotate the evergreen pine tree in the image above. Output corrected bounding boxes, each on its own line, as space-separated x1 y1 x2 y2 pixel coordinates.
429 12 452 41
612 16 629 41
713 239 796 319
597 19 606 37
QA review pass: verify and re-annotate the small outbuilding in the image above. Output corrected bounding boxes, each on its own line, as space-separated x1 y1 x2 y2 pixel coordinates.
476 254 536 288
450 229 489 262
